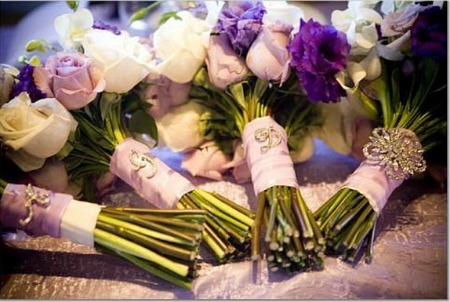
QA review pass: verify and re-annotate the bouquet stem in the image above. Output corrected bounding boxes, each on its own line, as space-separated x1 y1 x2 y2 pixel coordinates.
252 186 325 271
178 189 255 263
93 207 206 289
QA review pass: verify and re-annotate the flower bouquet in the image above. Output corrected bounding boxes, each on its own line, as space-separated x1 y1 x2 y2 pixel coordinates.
0 174 206 289
314 2 447 263
1 2 255 265
186 1 354 273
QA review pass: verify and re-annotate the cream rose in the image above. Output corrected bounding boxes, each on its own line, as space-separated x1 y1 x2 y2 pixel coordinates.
153 11 211 83
0 92 77 171
156 101 204 152
81 29 156 93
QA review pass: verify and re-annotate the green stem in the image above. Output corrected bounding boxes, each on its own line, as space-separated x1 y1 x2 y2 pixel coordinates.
94 228 189 277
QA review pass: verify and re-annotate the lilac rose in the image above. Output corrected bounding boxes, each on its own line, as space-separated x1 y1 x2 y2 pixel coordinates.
34 53 105 110
206 34 249 90
410 6 447 62
288 19 350 103
141 73 191 118
215 1 266 56
381 4 424 37
246 22 293 83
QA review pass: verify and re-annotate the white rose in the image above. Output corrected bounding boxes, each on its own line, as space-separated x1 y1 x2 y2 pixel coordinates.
262 1 304 33
54 8 94 50
0 92 77 171
153 11 211 83
82 29 156 93
156 101 204 152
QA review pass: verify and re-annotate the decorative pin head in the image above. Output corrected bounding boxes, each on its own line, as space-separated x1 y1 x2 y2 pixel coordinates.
254 126 282 153
129 149 157 179
363 128 426 180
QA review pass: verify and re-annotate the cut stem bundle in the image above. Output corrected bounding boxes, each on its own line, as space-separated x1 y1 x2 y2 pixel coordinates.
94 207 206 289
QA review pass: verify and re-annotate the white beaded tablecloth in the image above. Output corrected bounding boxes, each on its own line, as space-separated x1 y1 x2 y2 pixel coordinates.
1 140 447 299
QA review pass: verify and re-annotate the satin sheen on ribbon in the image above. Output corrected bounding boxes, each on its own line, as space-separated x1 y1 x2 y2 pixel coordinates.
60 199 101 247
242 116 298 195
110 138 195 209
0 184 71 237
343 160 404 214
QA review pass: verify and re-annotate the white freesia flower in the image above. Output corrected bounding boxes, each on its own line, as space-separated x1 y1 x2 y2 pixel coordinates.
331 6 382 56
153 11 212 83
0 93 77 171
156 101 204 152
332 5 383 91
54 8 94 50
82 29 156 93
262 1 304 33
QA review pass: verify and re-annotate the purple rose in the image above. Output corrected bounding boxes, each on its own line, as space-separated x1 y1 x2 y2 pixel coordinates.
288 19 350 103
206 34 249 90
381 4 424 37
215 1 266 56
410 6 447 62
33 53 106 110
246 23 293 83
140 73 191 118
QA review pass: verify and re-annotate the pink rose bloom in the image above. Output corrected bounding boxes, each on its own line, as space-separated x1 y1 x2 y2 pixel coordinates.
181 142 230 181
246 23 293 83
34 53 105 110
96 171 119 197
28 158 69 193
206 34 249 90
222 141 251 184
141 72 191 118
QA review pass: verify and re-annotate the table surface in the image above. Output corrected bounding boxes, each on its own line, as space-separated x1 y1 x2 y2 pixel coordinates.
1 140 447 299
0 1 447 299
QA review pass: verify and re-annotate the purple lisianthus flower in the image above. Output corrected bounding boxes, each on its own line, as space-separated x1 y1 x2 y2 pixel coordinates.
288 19 350 103
410 6 447 62
215 1 266 57
10 64 47 102
93 20 121 35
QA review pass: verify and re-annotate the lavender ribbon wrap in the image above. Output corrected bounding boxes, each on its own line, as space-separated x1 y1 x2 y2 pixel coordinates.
110 138 195 209
0 184 101 246
242 116 298 196
0 184 71 237
343 161 403 214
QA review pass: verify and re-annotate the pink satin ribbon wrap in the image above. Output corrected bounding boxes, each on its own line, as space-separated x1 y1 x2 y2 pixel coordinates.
110 138 195 209
343 161 404 214
0 184 71 237
243 116 298 195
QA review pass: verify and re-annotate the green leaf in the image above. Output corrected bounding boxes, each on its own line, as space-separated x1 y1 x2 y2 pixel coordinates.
66 1 79 11
25 39 47 53
29 56 41 67
129 2 161 24
100 92 122 121
159 11 181 25
127 109 158 141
